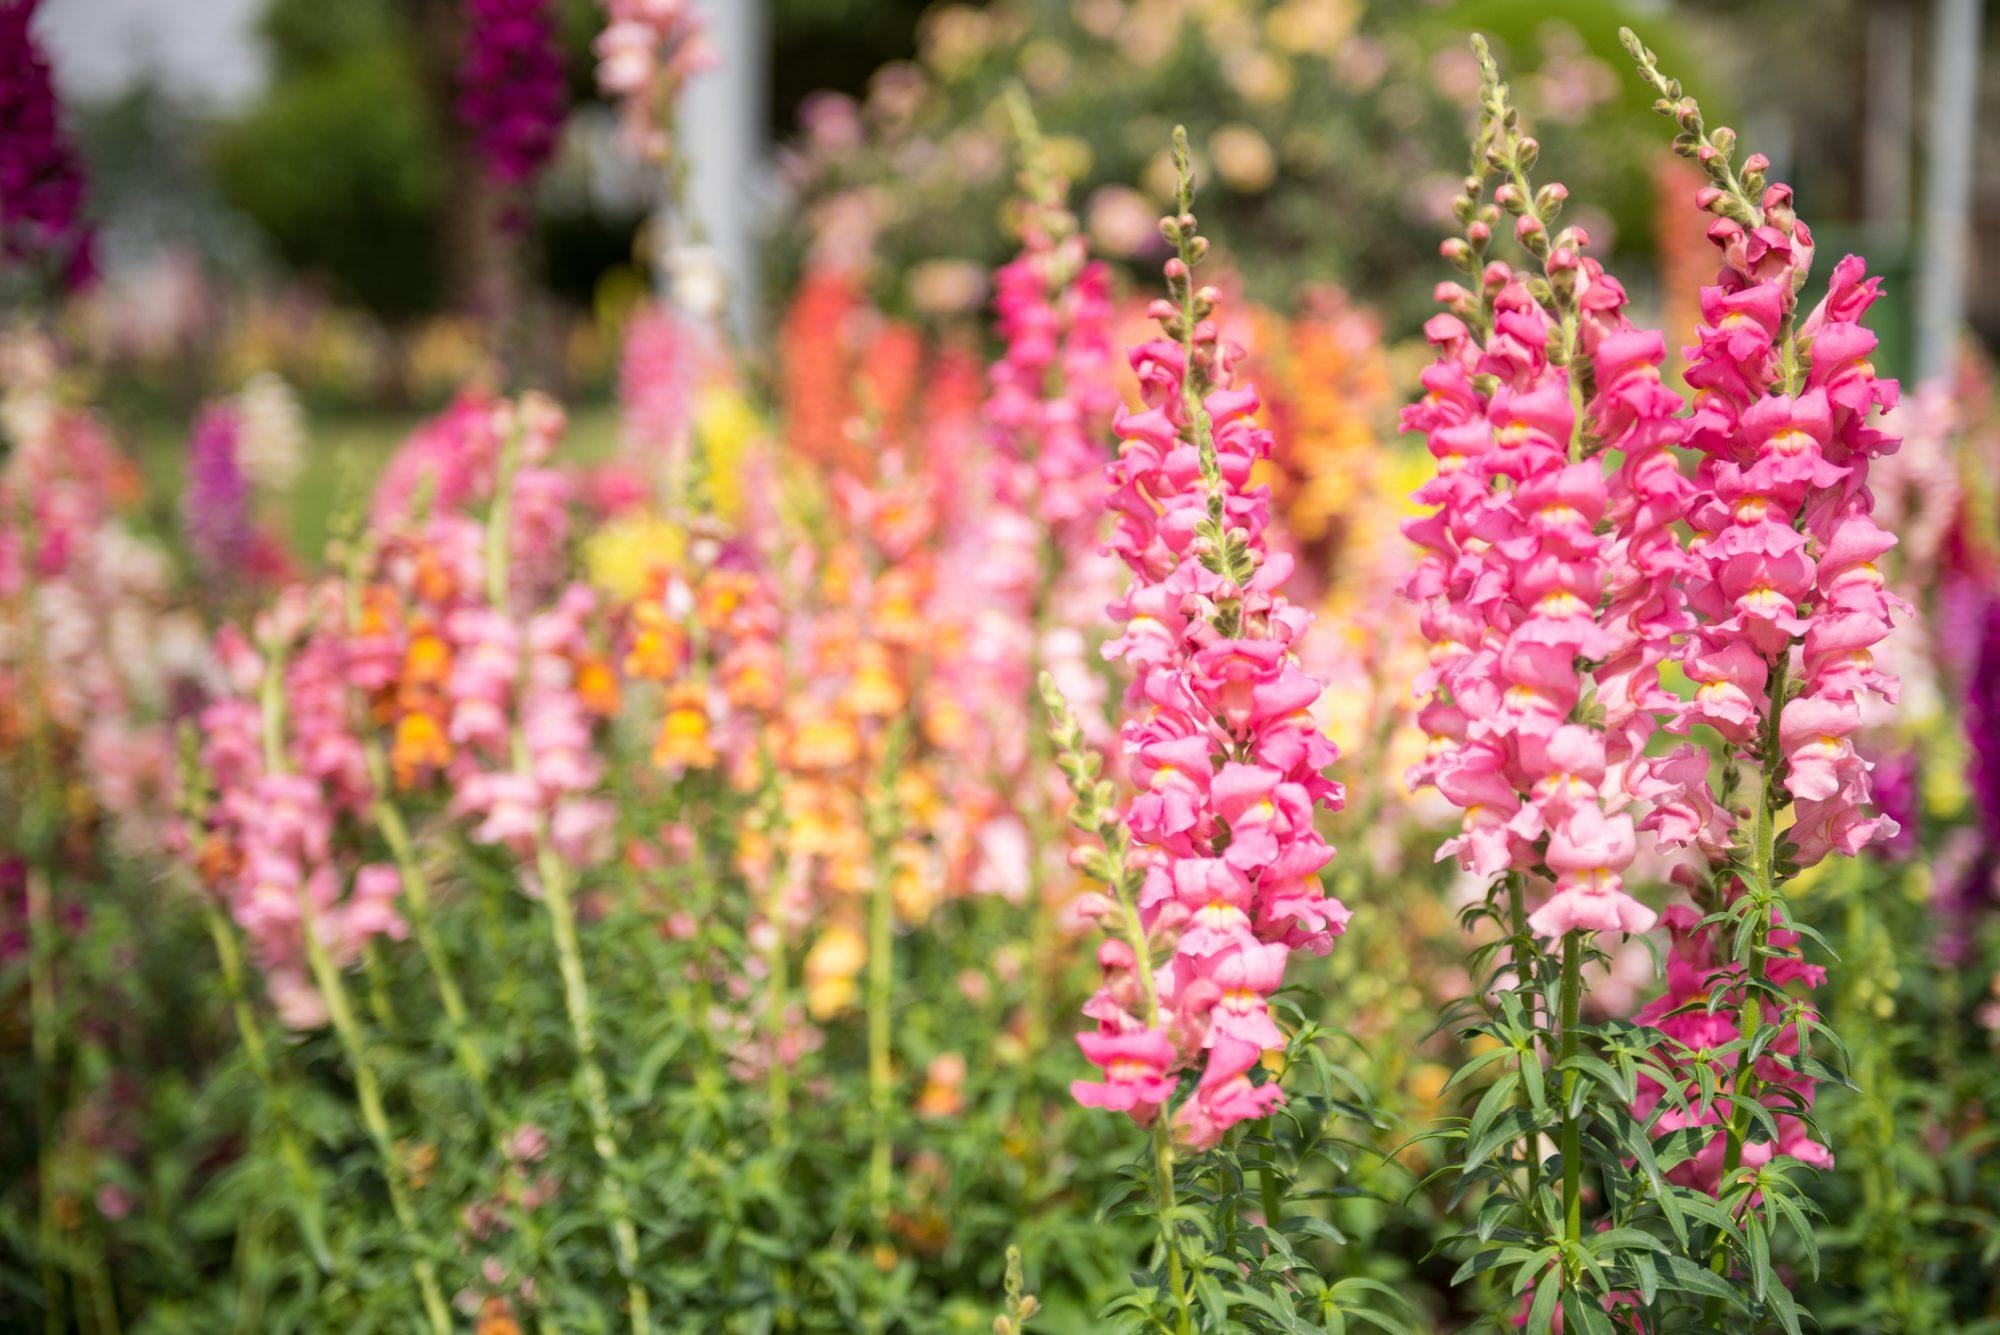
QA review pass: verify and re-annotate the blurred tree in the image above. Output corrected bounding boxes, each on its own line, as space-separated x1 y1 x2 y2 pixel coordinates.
210 0 451 318
771 0 1713 337
205 0 938 323
771 0 934 129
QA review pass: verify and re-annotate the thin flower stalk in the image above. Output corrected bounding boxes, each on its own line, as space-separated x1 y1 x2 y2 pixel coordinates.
258 639 452 1335
1624 27 1902 1219
865 720 910 1221
335 527 496 1116
486 418 654 1335
989 88 1118 1069
1040 676 1192 1334
1079 127 1346 1149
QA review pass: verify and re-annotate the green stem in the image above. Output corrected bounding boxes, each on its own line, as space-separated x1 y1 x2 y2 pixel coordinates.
294 881 451 1335
1705 654 1791 1309
867 809 897 1221
535 843 653 1335
762 854 794 1145
26 858 67 1335
1257 1138 1283 1229
361 941 396 1032
346 551 490 1117
1108 858 1194 1334
369 765 492 1116
484 396 648 1332
1506 875 1542 1206
231 1205 272 1334
485 425 521 611
200 899 333 1274
257 642 442 1325
79 1231 120 1335
1726 655 1789 1162
861 726 911 1225
1557 931 1584 1261
1151 1115 1193 1335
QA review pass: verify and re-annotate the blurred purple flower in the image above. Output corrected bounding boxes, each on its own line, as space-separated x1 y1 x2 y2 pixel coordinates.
1935 591 2000 960
183 404 251 578
1968 592 2000 842
1870 749 1919 861
0 0 94 287
458 0 567 191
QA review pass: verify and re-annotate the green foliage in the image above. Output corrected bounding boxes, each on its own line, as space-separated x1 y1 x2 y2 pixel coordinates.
210 27 449 319
774 0 1714 336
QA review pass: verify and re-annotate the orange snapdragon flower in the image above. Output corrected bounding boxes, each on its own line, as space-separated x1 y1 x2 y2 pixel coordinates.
652 680 717 772
391 710 453 788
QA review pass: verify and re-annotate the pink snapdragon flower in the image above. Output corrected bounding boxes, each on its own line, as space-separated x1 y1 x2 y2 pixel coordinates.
1668 188 1904 867
1 344 201 851
1072 211 1344 1148
1633 907 1831 1193
593 0 713 164
1629 133 1901 1198
190 603 410 1029
1072 1029 1180 1113
1403 231 1666 941
183 402 253 580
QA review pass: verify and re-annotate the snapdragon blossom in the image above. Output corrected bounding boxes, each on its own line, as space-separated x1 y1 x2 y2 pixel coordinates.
1627 149 1906 1190
1074 203 1345 1149
194 600 406 1029
985 153 1119 571
1667 189 1904 864
0 0 93 285
949 132 1120 885
458 0 567 189
1402 209 1674 940
184 402 253 579
593 0 712 164
2 337 200 853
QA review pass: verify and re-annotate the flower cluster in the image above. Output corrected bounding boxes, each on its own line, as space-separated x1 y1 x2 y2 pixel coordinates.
615 303 707 485
1402 205 1667 939
617 532 781 789
184 402 254 580
1633 904 1831 1189
940 120 1121 918
181 390 301 594
363 392 618 868
191 599 406 1029
458 0 568 189
593 0 712 164
985 137 1119 568
786 373 988 1008
1621 135 1906 1192
1074 179 1345 1149
0 0 93 286
184 390 631 1024
1669 203 1904 864
2 335 200 852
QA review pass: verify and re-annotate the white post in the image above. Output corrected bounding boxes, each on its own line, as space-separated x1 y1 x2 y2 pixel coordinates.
677 0 768 339
1915 0 1983 383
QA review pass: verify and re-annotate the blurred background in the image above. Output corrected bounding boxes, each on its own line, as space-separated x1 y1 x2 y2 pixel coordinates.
27 0 1999 494
7 5 2000 1329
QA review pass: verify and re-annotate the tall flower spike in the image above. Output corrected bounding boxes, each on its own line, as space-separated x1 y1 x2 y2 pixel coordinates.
1081 129 1345 1149
1403 41 1665 942
593 0 713 166
0 0 94 287
458 0 569 191
1611 32 1905 1215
